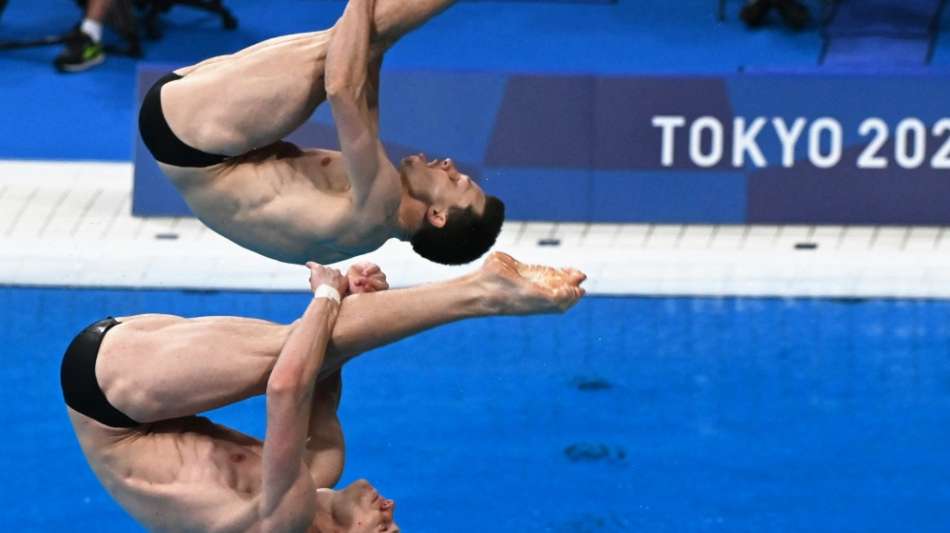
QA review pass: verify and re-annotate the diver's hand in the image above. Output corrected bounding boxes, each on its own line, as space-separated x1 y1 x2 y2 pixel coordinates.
478 252 586 315
307 262 349 298
346 262 389 294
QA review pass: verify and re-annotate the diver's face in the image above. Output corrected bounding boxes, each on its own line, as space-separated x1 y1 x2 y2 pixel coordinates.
401 154 486 215
330 479 399 532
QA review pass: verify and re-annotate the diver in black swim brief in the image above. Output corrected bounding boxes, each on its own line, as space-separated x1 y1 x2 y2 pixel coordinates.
135 0 505 267
60 317 139 428
59 254 585 532
138 72 228 168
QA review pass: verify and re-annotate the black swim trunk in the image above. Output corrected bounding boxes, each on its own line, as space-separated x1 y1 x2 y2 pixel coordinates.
60 318 141 428
138 72 229 168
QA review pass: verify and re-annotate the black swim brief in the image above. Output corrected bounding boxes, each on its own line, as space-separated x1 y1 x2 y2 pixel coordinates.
60 317 140 428
138 72 229 168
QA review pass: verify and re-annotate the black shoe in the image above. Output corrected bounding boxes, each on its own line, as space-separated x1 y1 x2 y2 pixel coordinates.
54 29 105 73
740 0 772 28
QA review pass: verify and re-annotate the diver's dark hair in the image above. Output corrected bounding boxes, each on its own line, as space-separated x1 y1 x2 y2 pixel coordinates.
410 195 506 265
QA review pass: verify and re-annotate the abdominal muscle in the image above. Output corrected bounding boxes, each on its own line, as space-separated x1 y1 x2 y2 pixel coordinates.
161 146 392 265
83 415 269 532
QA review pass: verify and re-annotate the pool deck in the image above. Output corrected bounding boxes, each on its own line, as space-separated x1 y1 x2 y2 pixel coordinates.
2 159 950 298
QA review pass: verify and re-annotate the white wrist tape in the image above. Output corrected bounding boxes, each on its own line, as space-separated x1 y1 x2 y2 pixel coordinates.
313 284 341 304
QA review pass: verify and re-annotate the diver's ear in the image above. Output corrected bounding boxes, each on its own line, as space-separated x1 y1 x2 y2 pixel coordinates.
426 206 447 228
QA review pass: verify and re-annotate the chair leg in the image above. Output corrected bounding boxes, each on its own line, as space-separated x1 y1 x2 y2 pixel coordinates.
221 7 238 30
130 0 240 41
925 0 946 64
142 2 164 39
165 0 238 29
105 0 144 57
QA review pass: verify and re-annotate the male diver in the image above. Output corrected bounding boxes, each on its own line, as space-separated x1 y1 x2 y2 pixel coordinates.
62 253 586 532
139 0 503 266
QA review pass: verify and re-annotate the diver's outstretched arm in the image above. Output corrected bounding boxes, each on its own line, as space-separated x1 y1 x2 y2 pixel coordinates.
371 0 457 46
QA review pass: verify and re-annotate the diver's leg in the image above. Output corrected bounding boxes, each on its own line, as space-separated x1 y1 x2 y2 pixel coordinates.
158 0 457 157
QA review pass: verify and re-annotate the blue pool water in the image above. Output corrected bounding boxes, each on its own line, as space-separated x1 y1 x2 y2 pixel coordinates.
4 287 950 532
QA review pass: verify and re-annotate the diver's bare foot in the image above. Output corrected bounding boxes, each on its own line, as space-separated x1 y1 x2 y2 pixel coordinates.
478 252 587 315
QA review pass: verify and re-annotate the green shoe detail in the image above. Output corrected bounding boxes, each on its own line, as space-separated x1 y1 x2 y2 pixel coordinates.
82 43 103 62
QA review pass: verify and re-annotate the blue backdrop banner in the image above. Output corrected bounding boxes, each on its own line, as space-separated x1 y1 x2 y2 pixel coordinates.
134 65 950 224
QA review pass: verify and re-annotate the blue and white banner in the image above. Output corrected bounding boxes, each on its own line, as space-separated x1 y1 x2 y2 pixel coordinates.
134 66 950 224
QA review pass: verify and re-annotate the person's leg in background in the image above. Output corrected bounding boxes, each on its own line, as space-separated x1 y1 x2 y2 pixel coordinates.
55 0 112 73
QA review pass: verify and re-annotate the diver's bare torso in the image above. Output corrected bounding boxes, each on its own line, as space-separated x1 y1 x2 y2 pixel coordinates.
68 409 323 533
160 144 401 265
153 27 402 265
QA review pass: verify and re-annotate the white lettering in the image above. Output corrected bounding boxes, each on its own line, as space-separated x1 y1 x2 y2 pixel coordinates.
689 116 723 168
894 118 926 169
808 118 842 169
772 117 806 168
652 115 950 171
931 119 950 169
857 118 889 169
652 115 686 167
732 117 767 168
